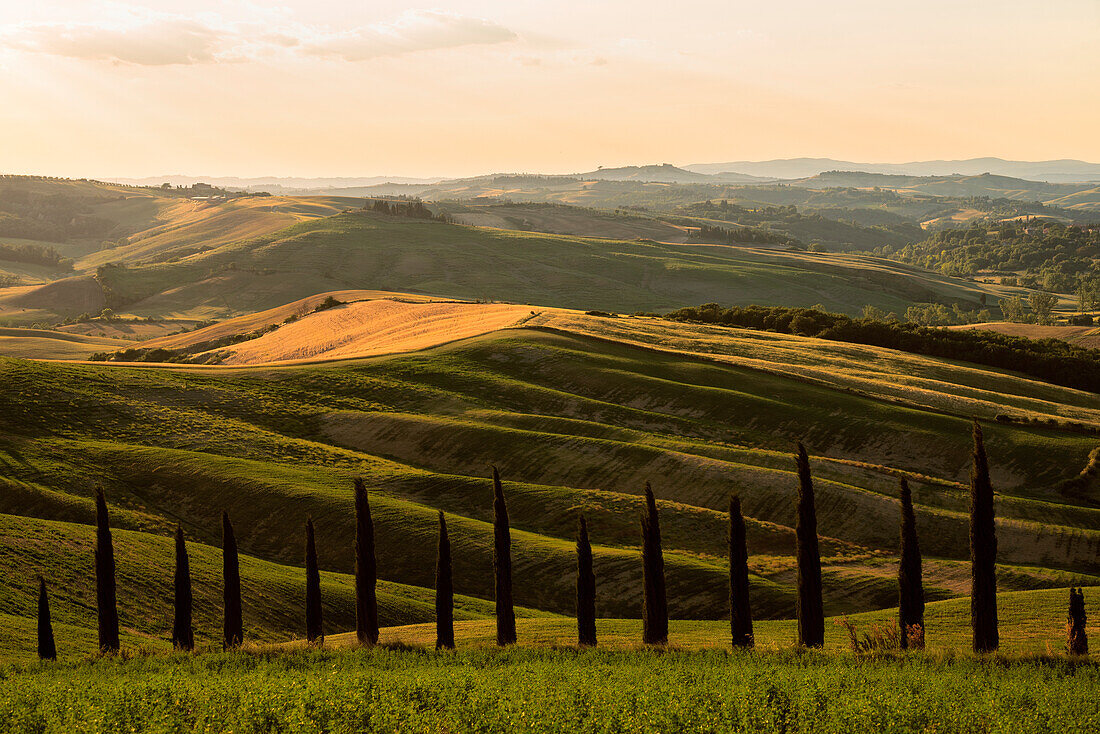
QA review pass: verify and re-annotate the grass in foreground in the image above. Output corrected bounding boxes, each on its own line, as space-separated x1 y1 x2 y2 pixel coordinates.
345 585 1099 656
0 647 1096 734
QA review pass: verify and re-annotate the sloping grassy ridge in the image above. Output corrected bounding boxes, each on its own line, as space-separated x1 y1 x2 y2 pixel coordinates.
0 325 1097 662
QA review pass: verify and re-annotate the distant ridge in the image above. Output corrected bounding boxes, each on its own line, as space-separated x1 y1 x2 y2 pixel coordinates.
683 157 1100 183
106 175 448 191
574 163 772 184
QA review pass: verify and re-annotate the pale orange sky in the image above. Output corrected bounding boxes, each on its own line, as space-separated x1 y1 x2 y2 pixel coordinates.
1 0 1098 178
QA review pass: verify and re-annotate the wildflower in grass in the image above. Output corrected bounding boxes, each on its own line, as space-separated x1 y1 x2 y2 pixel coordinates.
37 577 56 661
969 420 998 653
795 444 824 648
1067 587 1088 655
728 495 754 649
95 487 120 653
172 523 194 651
354 478 378 646
898 478 925 649
305 517 323 645
222 511 243 649
436 511 455 649
493 467 516 646
641 482 668 645
576 515 597 647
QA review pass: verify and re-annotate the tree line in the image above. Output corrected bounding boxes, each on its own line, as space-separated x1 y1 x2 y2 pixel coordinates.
363 198 448 222
0 243 73 270
30 424 1088 659
890 221 1100 296
668 303 1100 395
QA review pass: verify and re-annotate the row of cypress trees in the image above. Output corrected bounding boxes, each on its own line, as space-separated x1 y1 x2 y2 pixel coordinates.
31 421 1088 658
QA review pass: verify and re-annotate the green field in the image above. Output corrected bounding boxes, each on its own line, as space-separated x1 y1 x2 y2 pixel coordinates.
2 208 1012 323
0 645 1096 734
0 176 1098 732
88 211 1006 318
0 318 1097 661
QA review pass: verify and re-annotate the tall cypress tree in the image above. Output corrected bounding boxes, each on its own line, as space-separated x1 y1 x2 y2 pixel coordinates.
305 518 323 644
969 420 999 653
795 444 824 648
222 511 243 650
37 577 56 661
1067 587 1088 656
492 467 516 646
898 478 925 650
435 511 455 650
576 515 597 647
728 495 754 649
172 524 194 651
354 478 379 646
94 488 120 653
641 482 668 645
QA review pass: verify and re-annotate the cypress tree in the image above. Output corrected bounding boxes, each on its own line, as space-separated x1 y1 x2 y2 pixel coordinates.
969 420 999 653
795 444 824 648
898 478 925 650
728 495 754 649
222 511 243 650
435 511 455 650
1067 587 1088 656
641 482 668 645
37 577 56 661
305 518 323 644
172 524 194 651
492 467 516 646
354 478 379 646
576 515 597 647
94 487 120 653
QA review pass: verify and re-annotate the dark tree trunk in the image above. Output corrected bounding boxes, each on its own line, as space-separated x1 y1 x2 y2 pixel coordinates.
969 420 999 653
354 478 379 646
492 467 516 646
37 577 56 661
641 482 668 645
305 518 323 644
728 495 754 649
1067 587 1088 656
94 488 120 653
795 444 824 648
172 524 194 651
576 515 597 647
436 511 455 650
222 511 243 650
898 478 925 650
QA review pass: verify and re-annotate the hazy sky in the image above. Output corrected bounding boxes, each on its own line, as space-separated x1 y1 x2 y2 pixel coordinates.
2 0 1097 178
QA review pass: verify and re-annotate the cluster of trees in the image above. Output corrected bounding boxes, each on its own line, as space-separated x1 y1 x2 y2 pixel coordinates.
677 200 922 251
0 188 117 242
31 426 1088 660
997 292 1059 325
667 303 1100 394
891 221 1100 295
899 302 991 327
364 198 443 221
687 223 798 247
0 242 73 270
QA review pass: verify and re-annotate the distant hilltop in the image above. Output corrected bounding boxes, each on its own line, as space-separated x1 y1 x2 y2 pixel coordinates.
100 157 1100 193
683 157 1100 184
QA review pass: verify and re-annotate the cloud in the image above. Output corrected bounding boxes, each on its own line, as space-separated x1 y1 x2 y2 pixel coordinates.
303 10 517 61
7 18 230 66
3 10 517 66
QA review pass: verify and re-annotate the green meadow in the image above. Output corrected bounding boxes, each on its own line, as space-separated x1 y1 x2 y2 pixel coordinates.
0 646 1096 734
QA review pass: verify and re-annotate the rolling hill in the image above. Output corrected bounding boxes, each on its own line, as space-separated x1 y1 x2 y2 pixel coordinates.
0 306 1097 660
5 210 1015 323
684 157 1100 183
